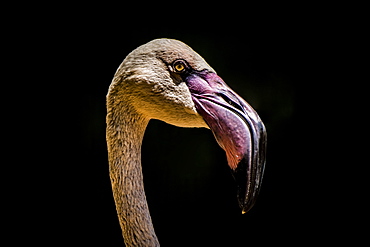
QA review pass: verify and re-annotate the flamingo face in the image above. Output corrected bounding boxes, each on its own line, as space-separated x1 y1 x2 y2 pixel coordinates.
110 38 267 215
168 60 267 213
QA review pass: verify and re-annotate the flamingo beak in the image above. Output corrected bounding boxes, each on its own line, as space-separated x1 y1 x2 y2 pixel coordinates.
185 70 267 213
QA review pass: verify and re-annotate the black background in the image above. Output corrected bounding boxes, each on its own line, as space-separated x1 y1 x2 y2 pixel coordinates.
9 3 360 246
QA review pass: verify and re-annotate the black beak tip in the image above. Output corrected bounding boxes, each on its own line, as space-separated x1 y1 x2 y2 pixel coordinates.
233 156 263 215
239 199 257 215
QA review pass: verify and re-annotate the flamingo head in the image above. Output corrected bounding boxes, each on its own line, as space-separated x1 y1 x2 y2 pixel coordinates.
109 38 267 213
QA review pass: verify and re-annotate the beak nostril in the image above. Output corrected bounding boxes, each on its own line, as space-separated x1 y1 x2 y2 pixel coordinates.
218 93 245 113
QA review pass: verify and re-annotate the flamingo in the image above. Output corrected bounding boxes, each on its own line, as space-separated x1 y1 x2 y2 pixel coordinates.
106 38 267 246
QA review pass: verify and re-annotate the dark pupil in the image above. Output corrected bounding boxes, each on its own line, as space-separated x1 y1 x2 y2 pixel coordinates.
176 63 183 70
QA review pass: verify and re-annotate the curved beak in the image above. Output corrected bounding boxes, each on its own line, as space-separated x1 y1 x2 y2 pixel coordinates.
185 70 267 213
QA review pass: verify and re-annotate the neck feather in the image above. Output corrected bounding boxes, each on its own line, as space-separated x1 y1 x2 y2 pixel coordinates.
106 100 159 247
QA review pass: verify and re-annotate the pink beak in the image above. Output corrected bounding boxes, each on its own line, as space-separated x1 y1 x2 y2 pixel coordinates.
185 70 267 213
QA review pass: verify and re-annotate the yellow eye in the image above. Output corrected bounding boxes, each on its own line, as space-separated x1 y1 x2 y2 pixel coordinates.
175 63 185 72
173 60 186 73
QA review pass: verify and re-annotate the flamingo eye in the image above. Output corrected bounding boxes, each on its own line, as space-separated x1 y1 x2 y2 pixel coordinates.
173 60 187 73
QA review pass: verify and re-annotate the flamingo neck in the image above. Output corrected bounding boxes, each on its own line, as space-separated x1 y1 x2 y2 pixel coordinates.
106 101 159 246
